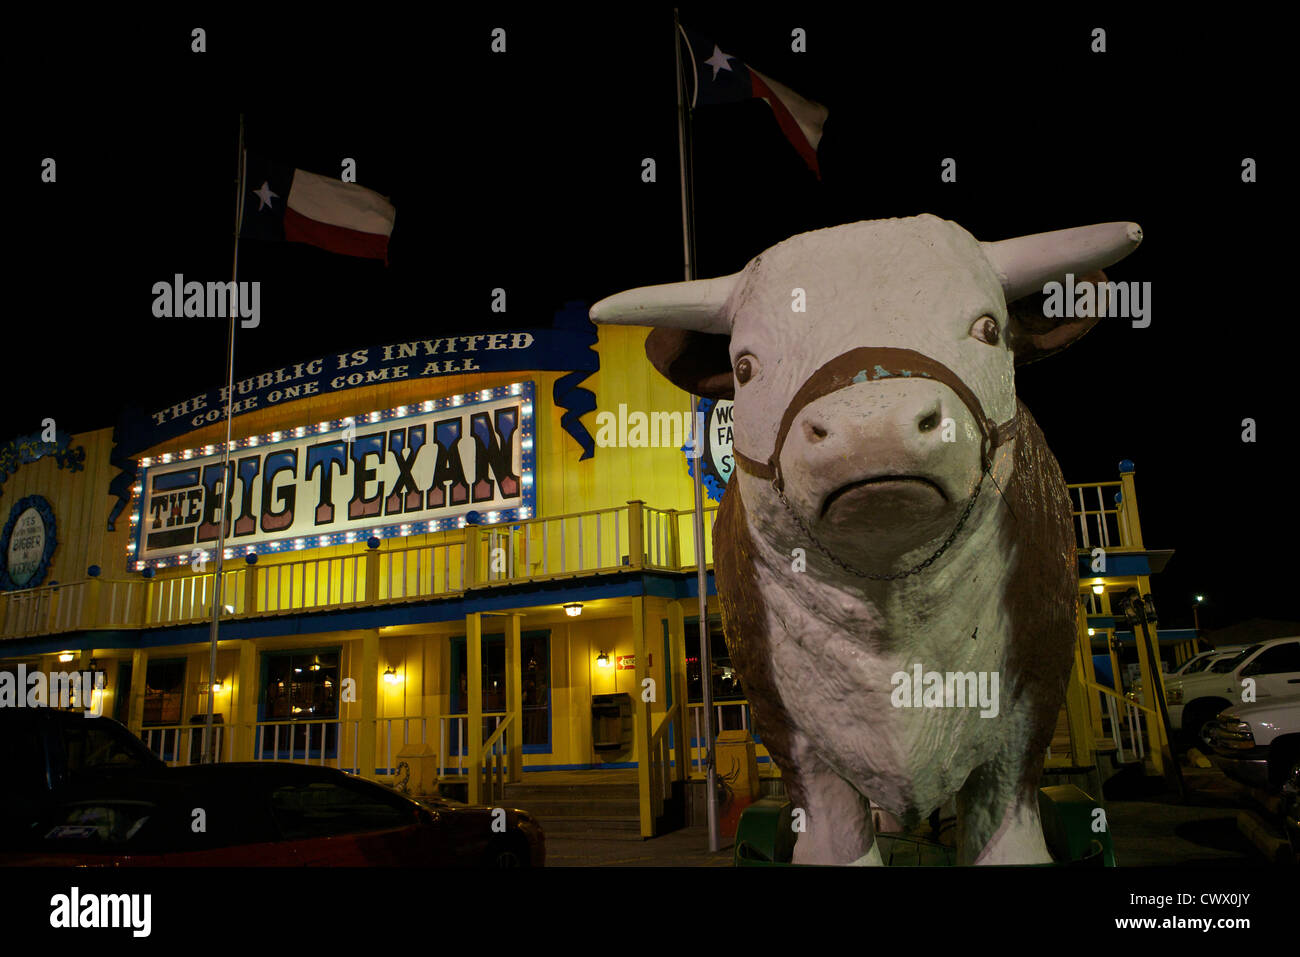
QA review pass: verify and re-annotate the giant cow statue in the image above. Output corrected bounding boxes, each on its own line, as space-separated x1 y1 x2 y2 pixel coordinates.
590 214 1142 865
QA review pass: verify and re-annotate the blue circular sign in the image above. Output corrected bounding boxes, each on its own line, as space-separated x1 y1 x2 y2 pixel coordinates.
683 398 734 503
1 495 57 591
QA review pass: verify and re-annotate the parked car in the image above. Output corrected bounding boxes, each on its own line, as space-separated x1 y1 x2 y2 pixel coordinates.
1168 646 1247 677
1202 693 1300 790
0 709 544 867
1 762 544 867
1165 637 1300 746
0 708 166 848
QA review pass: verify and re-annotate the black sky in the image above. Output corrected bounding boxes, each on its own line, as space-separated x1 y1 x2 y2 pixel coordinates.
8 7 1290 630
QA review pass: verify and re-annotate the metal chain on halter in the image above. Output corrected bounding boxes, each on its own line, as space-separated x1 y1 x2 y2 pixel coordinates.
776 472 985 581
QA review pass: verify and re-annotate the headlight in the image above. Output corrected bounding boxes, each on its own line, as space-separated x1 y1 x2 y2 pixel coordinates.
1167 688 1182 704
1213 719 1256 750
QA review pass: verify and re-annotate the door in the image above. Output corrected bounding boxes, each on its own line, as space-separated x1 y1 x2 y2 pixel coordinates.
1241 640 1300 700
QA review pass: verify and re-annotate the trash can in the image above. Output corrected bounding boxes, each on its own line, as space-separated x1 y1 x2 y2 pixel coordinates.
394 742 438 796
591 692 633 757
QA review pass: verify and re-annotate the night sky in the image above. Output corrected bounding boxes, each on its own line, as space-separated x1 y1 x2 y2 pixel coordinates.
9 8 1289 630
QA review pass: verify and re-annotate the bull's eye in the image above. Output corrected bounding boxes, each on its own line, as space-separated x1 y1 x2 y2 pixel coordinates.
970 316 1000 346
735 355 758 385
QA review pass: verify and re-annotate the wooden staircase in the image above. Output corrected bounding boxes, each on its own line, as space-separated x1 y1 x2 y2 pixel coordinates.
500 770 646 841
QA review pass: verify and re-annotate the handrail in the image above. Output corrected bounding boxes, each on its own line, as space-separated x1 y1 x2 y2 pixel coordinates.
1084 679 1158 717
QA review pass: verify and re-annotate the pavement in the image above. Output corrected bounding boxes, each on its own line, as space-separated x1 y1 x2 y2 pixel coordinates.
545 825 734 866
543 766 1287 866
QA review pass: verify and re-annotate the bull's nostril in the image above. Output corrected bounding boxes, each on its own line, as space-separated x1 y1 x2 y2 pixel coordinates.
804 421 828 443
918 409 941 433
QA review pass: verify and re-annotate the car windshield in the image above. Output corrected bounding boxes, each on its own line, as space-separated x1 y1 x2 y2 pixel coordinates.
1182 656 1213 674
1216 645 1262 673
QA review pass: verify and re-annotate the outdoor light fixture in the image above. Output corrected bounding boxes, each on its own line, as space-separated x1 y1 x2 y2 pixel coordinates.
564 603 583 617
58 653 74 663
595 651 610 667
383 667 400 684
1091 583 1105 595
1087 628 1096 636
211 680 224 693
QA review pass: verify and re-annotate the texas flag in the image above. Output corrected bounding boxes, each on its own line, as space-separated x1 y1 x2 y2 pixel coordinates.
239 152 396 262
679 25 828 179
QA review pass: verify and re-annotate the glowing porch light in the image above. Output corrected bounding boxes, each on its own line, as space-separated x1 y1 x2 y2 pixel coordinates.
595 650 610 667
58 653 75 663
1091 583 1105 595
565 603 583 618
383 667 401 685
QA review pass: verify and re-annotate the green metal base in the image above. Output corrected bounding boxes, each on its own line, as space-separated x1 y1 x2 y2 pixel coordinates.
734 784 1117 866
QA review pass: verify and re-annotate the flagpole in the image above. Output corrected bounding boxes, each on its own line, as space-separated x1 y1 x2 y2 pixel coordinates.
204 113 245 764
674 8 720 854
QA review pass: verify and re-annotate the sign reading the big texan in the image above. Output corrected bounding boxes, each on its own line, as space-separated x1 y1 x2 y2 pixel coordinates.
130 382 535 568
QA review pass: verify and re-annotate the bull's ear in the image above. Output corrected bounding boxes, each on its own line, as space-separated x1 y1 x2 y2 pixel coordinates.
1007 269 1110 366
645 328 735 399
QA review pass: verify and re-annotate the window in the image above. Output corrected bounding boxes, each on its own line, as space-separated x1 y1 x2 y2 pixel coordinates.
142 659 185 726
271 779 410 840
685 618 744 703
259 649 341 759
60 723 155 774
1242 642 1300 677
449 632 550 752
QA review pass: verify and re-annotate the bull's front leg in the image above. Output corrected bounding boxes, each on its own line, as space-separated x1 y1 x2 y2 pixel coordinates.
955 758 1051 865
787 751 879 865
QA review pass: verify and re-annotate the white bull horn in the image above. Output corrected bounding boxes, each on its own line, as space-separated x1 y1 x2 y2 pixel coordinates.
589 272 740 334
982 222 1143 302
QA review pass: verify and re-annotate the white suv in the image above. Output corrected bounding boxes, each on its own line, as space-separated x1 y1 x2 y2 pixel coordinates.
1203 693 1300 790
1166 637 1300 744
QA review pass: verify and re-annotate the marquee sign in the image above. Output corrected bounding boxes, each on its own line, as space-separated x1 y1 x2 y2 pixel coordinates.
107 303 599 532
1 495 57 591
683 398 734 503
129 381 535 569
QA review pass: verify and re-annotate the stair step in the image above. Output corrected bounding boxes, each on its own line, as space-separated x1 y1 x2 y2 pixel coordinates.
503 783 639 800
537 816 644 840
506 799 641 818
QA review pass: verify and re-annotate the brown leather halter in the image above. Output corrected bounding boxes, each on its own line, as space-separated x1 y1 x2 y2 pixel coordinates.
731 346 1019 493
730 346 1020 579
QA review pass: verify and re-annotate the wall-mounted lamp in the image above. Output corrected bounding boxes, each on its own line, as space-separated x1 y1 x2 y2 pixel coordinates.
595 651 610 668
1091 583 1105 595
383 667 401 684
564 603 583 617
1087 628 1096 637
211 680 224 693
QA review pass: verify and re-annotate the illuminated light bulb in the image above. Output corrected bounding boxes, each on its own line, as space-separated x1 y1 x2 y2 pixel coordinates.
140 457 152 467
510 383 521 395
423 401 433 411
521 403 533 415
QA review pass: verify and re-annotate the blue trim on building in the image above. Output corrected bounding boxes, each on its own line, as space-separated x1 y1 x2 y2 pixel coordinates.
1076 554 1151 576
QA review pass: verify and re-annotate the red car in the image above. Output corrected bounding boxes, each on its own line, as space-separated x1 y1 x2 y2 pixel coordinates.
2 762 543 868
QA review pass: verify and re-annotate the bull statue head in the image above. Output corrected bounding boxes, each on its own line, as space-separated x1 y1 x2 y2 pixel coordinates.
590 214 1142 866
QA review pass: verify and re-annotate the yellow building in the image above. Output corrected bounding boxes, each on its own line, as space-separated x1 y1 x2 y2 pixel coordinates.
0 316 1176 838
